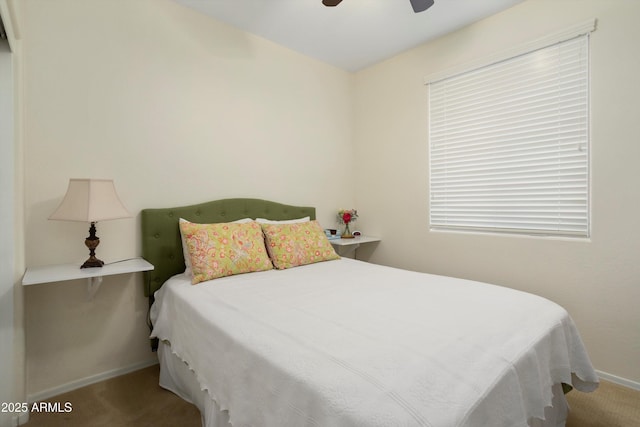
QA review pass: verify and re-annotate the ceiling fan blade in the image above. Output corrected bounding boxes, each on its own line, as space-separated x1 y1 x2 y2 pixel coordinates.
322 0 343 6
410 0 434 13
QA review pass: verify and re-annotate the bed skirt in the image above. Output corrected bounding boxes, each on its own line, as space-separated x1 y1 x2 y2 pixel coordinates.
157 340 570 427
158 341 232 427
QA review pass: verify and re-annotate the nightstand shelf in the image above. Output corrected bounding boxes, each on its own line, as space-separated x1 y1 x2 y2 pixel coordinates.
22 257 154 300
330 235 381 258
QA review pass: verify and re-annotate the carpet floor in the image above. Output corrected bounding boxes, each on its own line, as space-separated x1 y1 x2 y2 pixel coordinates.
24 365 639 426
566 379 640 427
24 365 200 427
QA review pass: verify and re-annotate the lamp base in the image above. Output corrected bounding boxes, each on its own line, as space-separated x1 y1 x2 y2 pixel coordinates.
81 222 104 269
81 257 105 269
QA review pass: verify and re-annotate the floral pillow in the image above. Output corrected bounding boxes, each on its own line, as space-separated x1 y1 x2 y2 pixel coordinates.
179 221 273 284
179 217 253 277
261 220 340 270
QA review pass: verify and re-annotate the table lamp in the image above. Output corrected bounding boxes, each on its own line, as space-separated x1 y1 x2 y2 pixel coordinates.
49 179 131 268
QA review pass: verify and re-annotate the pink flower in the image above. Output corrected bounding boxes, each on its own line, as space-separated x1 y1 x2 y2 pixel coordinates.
337 209 358 224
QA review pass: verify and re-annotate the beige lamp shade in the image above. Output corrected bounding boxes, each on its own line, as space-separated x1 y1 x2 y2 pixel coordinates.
49 179 131 222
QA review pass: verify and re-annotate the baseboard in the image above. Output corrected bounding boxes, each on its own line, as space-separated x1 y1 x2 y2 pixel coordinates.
12 410 29 427
596 369 640 391
26 359 159 404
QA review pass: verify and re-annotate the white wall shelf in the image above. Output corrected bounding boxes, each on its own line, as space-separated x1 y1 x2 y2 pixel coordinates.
329 235 381 258
22 258 154 300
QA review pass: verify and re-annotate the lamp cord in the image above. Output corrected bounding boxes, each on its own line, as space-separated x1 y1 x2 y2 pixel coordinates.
103 257 139 266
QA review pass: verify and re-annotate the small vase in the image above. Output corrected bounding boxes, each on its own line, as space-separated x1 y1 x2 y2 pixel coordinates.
342 222 354 239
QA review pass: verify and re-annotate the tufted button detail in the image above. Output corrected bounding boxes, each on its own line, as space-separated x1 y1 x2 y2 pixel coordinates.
154 233 160 239
195 210 201 216
169 254 175 260
168 212 174 218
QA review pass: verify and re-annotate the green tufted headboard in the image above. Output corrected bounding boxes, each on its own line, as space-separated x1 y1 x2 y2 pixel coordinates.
141 198 316 297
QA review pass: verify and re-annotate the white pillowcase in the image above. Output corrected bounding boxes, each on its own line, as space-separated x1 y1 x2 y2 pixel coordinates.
255 216 310 224
179 217 253 276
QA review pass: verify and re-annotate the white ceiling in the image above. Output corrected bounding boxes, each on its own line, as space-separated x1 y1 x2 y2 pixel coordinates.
173 0 525 72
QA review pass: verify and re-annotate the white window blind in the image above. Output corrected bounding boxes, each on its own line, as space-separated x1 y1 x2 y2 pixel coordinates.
428 34 590 237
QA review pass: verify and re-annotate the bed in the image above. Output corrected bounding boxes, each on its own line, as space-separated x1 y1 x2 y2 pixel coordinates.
142 198 599 427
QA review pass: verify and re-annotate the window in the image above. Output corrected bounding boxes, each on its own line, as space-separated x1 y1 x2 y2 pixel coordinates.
427 26 593 238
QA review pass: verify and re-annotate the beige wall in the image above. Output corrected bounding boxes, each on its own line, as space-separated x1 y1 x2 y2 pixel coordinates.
21 0 353 397
354 0 640 385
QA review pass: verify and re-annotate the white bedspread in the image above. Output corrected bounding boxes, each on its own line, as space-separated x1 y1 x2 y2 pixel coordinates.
150 258 598 427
